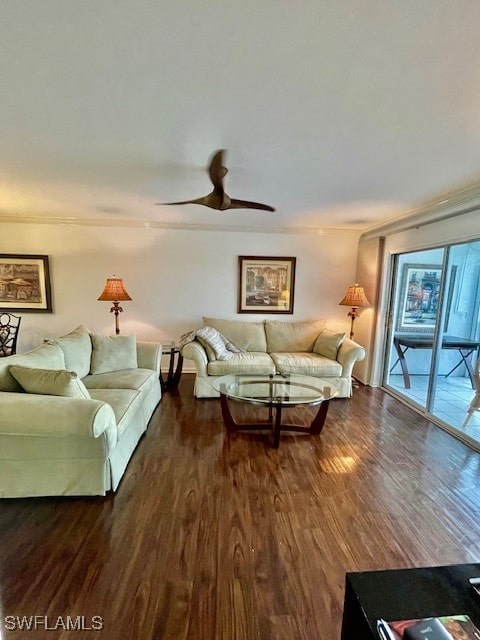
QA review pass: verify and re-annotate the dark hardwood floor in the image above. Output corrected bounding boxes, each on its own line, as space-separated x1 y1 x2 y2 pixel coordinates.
1 374 480 639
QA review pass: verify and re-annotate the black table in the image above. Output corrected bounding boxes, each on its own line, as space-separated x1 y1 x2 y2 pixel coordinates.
160 343 183 392
391 334 480 389
341 564 480 640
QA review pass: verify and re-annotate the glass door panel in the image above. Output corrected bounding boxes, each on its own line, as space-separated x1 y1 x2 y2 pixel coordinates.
430 240 480 443
384 247 445 409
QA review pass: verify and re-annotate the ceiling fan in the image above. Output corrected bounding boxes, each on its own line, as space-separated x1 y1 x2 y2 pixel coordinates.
156 149 275 212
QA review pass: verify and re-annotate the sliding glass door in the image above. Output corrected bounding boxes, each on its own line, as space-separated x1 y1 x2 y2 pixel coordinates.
383 240 480 448
430 241 480 442
385 247 445 409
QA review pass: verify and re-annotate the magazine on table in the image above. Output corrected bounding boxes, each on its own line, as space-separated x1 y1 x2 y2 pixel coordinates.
377 614 480 640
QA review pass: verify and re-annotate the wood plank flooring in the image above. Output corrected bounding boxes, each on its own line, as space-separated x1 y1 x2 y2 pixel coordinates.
1 374 480 639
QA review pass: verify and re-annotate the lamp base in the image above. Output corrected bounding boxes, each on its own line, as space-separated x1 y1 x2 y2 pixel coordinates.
347 307 359 340
110 302 123 335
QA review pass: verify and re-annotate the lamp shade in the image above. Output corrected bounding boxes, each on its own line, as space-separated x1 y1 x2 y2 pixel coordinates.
339 284 370 308
97 277 132 302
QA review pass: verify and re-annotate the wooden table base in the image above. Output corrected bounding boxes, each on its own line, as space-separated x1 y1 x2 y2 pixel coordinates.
219 394 331 449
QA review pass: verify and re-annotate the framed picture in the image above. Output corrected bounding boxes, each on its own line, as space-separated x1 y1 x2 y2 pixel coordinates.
0 254 52 313
238 256 296 314
395 263 442 333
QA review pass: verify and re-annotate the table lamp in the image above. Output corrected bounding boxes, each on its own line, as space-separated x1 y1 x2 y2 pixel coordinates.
339 283 370 339
98 276 132 335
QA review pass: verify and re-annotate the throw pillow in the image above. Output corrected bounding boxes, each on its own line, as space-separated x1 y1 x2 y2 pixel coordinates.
49 325 92 378
196 326 233 361
265 318 327 352
0 342 66 393
224 337 245 354
196 335 217 361
178 327 246 361
9 365 91 399
313 329 346 360
90 334 138 374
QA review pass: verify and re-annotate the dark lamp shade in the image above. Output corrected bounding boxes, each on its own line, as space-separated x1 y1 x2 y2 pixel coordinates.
339 284 370 308
98 277 132 302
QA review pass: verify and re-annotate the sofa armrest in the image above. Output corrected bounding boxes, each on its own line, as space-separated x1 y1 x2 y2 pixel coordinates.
336 338 366 377
0 393 117 448
181 340 208 377
137 341 162 374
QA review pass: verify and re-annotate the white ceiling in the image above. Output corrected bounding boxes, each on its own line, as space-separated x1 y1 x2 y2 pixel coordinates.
1 0 480 232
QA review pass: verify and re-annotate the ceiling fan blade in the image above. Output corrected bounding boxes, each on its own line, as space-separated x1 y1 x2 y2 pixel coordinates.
228 198 276 212
157 150 275 213
155 196 208 206
157 189 229 210
208 149 227 191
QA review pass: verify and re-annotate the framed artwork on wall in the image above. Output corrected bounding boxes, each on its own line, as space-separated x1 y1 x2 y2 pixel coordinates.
238 255 296 314
0 254 52 313
395 262 458 334
395 263 442 333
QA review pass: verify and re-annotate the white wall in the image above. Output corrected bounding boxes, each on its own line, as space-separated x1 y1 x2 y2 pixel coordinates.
0 222 360 368
353 237 384 383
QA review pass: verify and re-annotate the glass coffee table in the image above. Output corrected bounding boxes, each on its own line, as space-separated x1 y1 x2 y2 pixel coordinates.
212 374 339 448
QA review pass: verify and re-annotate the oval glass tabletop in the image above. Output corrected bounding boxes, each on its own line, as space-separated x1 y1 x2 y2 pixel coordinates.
212 373 339 407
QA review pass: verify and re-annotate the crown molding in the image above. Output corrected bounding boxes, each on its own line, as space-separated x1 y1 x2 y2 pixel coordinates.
0 214 361 236
360 180 480 242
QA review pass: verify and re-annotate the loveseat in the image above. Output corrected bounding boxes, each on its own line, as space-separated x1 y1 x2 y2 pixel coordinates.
0 326 162 498
182 316 366 398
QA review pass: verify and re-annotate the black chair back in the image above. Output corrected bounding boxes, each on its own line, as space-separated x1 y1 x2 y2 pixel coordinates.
0 312 21 357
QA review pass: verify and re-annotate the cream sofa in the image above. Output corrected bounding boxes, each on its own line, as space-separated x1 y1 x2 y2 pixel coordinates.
0 326 161 498
182 316 366 398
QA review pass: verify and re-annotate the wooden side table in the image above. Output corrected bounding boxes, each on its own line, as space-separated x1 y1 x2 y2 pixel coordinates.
160 342 183 392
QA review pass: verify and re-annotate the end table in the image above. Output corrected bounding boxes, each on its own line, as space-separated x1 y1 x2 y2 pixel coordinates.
160 342 183 392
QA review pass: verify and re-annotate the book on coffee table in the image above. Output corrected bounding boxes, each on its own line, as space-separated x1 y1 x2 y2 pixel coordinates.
377 614 480 640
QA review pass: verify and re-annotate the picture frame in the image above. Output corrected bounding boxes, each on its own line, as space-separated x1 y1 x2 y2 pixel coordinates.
0 254 52 313
238 256 296 314
395 263 442 333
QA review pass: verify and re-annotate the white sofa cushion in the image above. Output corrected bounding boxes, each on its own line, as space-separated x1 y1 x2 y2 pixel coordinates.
270 352 342 377
50 325 92 378
83 368 156 393
88 388 141 437
10 366 91 399
265 318 326 352
313 329 346 360
203 316 267 352
207 352 275 376
90 334 138 374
